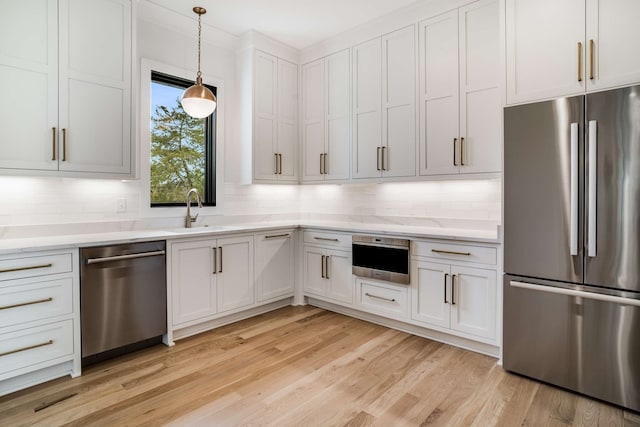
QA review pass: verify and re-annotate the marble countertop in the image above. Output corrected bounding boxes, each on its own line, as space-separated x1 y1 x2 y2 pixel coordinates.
0 220 500 255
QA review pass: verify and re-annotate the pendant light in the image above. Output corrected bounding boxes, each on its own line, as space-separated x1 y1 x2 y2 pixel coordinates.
181 7 217 119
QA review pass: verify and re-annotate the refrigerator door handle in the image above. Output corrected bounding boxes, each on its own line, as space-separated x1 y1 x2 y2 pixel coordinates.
510 281 640 307
570 123 579 256
588 120 597 257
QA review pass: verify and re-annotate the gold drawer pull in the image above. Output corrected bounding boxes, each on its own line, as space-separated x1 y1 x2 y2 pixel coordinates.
265 233 290 239
0 340 53 358
0 263 53 274
313 237 339 242
0 297 53 311
365 293 396 303
431 249 471 256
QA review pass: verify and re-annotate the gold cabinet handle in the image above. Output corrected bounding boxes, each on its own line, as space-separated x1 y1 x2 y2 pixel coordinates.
321 255 325 278
377 147 382 171
212 247 217 275
444 273 449 304
589 39 595 80
0 340 53 358
264 233 290 239
577 42 583 82
0 263 53 274
453 138 458 166
460 137 465 166
52 127 57 161
313 237 339 242
0 297 53 311
365 293 396 303
278 154 283 175
325 255 330 279
451 275 456 305
381 146 387 171
323 152 328 175
218 246 223 273
320 153 324 174
274 153 278 175
431 249 471 256
62 128 68 161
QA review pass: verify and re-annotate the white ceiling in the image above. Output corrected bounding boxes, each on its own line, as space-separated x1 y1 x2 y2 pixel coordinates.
147 0 419 49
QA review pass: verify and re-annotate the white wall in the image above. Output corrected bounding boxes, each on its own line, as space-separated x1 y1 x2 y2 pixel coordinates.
0 1 501 231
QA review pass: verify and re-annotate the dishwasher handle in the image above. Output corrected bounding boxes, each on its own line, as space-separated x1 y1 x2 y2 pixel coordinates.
85 250 166 265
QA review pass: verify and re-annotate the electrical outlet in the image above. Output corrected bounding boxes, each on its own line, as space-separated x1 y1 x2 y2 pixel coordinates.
116 198 127 213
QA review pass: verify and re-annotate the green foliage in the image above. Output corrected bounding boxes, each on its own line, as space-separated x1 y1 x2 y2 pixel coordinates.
150 98 205 204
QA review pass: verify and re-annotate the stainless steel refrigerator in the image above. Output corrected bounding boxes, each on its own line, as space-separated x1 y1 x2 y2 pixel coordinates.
503 84 640 412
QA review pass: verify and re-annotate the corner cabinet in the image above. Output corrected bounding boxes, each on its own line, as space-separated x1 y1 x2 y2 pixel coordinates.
255 230 295 302
505 0 640 104
0 0 132 175
302 49 351 182
352 25 416 179
253 50 298 182
419 0 500 176
303 231 353 306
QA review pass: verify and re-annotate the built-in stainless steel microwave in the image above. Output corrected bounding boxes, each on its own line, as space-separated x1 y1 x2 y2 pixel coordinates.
352 235 410 285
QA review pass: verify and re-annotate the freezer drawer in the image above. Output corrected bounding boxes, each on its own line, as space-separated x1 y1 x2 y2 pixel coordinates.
503 275 640 412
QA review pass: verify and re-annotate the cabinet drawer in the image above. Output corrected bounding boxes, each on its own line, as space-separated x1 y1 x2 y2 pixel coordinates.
0 320 73 375
412 241 496 265
304 230 351 248
0 253 73 282
358 280 409 319
0 278 73 328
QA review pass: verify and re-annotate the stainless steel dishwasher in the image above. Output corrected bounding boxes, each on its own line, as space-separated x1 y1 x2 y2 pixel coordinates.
80 241 166 363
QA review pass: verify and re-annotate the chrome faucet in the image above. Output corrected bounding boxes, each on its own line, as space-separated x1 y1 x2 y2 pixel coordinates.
185 188 203 228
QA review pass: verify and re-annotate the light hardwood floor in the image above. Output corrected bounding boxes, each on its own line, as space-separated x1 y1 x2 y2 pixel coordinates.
1 306 639 427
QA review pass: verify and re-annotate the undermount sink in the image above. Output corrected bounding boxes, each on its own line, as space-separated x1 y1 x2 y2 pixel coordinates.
168 225 235 234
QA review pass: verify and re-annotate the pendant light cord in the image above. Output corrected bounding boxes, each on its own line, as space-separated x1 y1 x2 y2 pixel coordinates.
197 12 202 79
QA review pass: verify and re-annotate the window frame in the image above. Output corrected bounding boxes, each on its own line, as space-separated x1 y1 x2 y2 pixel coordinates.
149 70 217 207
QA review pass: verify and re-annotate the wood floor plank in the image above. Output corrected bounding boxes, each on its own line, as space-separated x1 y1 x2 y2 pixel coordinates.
0 306 634 427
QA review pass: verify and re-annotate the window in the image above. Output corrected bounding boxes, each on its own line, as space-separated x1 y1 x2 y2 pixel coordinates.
150 71 216 206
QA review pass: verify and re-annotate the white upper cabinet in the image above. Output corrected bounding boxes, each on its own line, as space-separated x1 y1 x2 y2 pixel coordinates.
586 0 640 91
253 50 298 182
506 0 640 104
420 0 500 175
352 26 416 180
302 49 350 182
0 0 132 175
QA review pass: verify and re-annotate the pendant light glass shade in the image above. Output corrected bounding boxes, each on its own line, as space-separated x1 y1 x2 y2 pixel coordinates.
181 7 217 119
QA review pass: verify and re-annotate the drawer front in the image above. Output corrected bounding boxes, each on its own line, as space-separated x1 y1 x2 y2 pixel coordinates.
358 280 409 319
0 320 74 375
412 241 497 265
0 278 73 328
304 231 352 248
0 253 73 282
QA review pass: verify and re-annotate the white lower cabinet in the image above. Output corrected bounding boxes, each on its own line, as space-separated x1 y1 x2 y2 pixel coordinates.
303 246 353 305
412 259 497 341
255 230 295 302
170 235 254 327
356 279 409 321
0 249 80 396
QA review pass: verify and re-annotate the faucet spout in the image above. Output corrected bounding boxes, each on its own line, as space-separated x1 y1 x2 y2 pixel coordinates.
185 188 203 228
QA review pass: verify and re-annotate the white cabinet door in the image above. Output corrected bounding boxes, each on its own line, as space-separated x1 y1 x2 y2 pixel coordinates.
326 249 353 304
420 10 460 176
302 58 325 181
412 260 450 328
325 49 351 181
586 0 640 91
0 0 58 171
459 0 501 174
255 231 295 302
216 236 254 313
505 0 585 104
171 239 216 325
58 0 131 174
450 265 496 340
253 50 278 180
303 247 326 296
277 58 298 182
382 25 416 178
352 37 382 179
